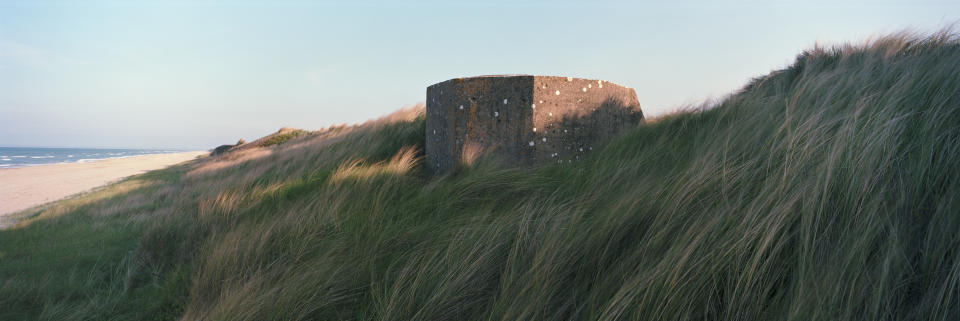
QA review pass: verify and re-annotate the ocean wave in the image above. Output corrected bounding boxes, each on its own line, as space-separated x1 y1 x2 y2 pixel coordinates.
0 149 181 167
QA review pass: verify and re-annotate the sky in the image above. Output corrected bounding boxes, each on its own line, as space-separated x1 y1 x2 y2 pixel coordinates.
0 0 957 149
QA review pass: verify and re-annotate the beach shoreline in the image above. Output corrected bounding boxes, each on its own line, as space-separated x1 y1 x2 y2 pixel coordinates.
0 151 207 221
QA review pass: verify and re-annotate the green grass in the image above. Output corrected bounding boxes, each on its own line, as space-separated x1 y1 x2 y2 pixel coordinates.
0 165 193 320
2 29 960 320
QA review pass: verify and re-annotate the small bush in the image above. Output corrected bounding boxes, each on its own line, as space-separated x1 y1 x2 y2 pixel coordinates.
259 129 309 147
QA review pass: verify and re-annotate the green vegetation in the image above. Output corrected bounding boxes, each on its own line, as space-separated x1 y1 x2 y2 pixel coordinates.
2 30 960 320
258 128 310 147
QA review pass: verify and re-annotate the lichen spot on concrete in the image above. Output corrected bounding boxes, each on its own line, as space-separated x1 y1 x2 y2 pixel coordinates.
503 99 508 104
555 90 560 95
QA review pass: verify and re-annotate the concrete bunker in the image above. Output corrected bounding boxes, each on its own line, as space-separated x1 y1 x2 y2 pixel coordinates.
426 75 643 173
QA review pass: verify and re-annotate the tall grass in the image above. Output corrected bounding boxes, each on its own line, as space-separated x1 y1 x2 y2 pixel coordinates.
2 29 960 320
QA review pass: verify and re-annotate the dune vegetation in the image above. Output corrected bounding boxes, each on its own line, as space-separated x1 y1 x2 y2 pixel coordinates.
2 29 960 320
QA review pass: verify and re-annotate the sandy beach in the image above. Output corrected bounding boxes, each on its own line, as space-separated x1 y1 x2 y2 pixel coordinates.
0 151 207 218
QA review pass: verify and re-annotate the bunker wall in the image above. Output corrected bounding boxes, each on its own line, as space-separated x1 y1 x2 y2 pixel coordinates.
426 75 643 173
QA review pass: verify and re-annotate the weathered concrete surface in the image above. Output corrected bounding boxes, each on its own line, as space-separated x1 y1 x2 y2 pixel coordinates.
426 75 643 173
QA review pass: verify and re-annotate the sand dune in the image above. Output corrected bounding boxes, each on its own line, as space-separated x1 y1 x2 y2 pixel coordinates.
0 151 207 219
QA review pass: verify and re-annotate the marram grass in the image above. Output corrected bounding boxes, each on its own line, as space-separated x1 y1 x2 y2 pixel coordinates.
2 29 960 320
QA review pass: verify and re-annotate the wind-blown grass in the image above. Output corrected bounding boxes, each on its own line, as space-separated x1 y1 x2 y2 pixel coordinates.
2 29 960 320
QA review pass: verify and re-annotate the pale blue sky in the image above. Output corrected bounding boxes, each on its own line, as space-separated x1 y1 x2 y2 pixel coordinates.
1 0 957 149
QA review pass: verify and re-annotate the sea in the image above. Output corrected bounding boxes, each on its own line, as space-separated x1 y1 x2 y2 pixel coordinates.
0 147 186 169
